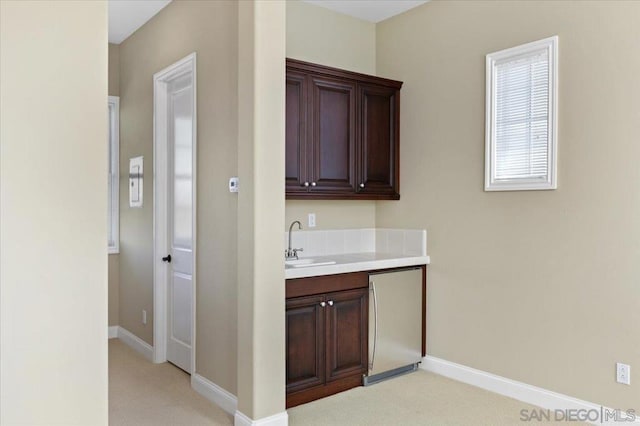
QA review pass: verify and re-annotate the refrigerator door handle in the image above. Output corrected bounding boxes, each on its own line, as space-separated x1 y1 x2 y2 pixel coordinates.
369 280 378 371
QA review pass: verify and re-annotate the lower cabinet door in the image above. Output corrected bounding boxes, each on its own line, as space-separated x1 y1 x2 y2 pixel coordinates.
324 288 368 382
286 295 325 394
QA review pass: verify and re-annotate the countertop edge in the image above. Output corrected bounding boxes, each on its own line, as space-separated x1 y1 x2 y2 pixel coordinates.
285 255 430 280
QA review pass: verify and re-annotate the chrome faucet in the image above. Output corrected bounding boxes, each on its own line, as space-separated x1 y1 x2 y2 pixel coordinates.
285 220 303 260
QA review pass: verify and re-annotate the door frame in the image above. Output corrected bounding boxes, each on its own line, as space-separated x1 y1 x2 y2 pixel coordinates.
152 52 197 371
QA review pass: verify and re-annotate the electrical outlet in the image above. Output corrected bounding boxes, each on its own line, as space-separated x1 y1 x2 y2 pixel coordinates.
142 310 147 325
616 363 631 385
308 213 316 228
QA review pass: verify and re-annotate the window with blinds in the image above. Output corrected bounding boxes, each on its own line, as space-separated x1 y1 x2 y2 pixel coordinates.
108 96 120 253
485 36 558 191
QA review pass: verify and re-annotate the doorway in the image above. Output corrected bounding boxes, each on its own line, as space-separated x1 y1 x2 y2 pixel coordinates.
152 53 197 373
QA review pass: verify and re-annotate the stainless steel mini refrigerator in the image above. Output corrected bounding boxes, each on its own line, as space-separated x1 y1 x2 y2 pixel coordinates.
364 267 423 385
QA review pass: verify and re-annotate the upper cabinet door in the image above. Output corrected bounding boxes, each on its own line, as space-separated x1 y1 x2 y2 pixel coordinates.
285 71 309 194
309 76 357 194
357 84 400 199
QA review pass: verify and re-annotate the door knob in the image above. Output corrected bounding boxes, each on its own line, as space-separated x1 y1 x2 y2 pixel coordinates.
311 182 317 187
327 300 334 306
162 254 172 263
303 182 310 187
359 183 365 188
320 301 326 307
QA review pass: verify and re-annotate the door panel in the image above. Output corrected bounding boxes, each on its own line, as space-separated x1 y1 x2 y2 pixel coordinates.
310 77 356 193
325 288 368 382
358 84 399 197
170 247 193 276
286 71 308 194
286 295 325 394
171 79 193 248
170 273 192 346
368 269 422 376
166 73 194 373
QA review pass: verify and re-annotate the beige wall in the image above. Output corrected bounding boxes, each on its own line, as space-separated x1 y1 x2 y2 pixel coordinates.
237 1 286 418
118 0 239 394
0 1 108 423
108 253 119 326
108 42 120 326
109 43 120 96
376 0 640 410
285 200 376 230
286 0 375 74
285 0 377 230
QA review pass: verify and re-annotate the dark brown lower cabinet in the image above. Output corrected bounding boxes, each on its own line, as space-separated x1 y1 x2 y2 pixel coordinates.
286 275 368 408
325 289 368 383
286 295 325 395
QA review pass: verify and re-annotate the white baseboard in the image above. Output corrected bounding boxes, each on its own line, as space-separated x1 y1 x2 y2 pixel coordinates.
192 374 238 416
234 410 288 426
422 356 639 425
117 326 153 362
108 326 119 339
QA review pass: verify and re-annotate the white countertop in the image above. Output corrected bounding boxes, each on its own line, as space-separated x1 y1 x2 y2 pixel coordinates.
285 252 430 279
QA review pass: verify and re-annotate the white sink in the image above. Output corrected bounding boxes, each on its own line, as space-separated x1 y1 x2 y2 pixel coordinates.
285 258 337 268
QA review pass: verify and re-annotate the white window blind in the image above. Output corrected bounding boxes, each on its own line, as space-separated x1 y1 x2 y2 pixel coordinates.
485 36 558 191
108 96 120 253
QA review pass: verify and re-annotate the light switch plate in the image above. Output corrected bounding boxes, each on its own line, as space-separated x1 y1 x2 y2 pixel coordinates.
129 156 143 208
308 213 316 227
229 177 239 193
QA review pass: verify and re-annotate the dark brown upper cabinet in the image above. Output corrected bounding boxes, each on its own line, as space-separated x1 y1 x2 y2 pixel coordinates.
286 59 402 200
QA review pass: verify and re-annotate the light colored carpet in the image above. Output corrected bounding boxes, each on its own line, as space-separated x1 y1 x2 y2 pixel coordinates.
109 339 233 425
288 370 585 426
111 339 580 425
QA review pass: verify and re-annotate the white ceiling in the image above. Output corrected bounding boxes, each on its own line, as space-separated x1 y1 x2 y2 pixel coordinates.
302 0 429 23
109 0 172 44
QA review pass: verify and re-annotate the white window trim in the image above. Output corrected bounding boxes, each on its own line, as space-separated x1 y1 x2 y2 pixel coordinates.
108 96 120 254
485 35 558 191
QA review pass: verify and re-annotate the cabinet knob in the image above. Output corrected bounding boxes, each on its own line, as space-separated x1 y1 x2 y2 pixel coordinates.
303 182 310 187
320 301 326 307
327 300 334 306
359 183 365 188
311 182 317 187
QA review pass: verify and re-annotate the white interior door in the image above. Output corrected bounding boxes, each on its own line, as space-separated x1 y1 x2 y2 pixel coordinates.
165 73 194 373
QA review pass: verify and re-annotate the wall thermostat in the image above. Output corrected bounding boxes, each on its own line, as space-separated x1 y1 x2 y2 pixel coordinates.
229 177 239 193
